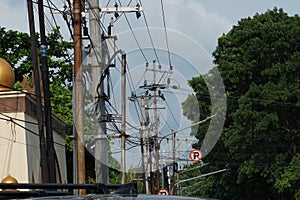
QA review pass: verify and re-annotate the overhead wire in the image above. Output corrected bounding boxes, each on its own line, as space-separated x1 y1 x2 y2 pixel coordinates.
165 100 180 128
160 0 172 67
0 116 65 149
138 0 161 64
117 0 148 63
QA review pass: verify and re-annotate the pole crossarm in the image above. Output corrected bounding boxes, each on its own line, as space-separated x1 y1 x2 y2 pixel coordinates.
101 6 142 13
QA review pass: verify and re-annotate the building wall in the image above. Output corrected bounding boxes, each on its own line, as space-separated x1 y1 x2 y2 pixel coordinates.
0 91 67 184
0 112 29 183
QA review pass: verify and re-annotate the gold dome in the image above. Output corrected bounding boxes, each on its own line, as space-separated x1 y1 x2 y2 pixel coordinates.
0 58 15 91
1 174 18 184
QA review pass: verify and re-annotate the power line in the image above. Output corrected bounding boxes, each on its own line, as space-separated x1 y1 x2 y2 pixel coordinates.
0 116 65 149
165 100 180 128
138 0 161 64
160 0 172 67
118 0 148 63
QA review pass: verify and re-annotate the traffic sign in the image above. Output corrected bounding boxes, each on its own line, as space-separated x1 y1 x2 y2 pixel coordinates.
189 149 202 162
157 188 170 195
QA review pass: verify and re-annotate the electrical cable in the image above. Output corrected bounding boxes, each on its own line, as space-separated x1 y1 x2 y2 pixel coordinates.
138 0 161 64
160 0 172 67
0 116 65 149
165 100 180 128
117 0 148 63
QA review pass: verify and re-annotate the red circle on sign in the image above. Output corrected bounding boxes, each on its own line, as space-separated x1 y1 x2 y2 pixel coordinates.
157 188 170 195
189 149 202 162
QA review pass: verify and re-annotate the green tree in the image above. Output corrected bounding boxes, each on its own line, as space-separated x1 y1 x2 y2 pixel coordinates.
0 26 76 182
0 27 124 185
183 8 300 200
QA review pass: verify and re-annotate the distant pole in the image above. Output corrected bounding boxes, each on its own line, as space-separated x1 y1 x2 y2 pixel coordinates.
27 0 49 183
73 0 86 195
172 131 176 194
141 97 150 194
38 0 57 183
121 54 127 184
152 60 160 190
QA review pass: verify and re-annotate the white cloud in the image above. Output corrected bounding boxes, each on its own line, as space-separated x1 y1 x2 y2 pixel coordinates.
0 0 29 33
163 0 232 54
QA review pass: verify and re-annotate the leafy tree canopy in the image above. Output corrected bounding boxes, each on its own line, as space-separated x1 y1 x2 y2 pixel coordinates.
0 26 73 124
182 8 300 200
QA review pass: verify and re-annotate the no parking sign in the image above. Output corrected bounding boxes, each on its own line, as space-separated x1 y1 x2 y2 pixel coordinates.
189 149 202 162
157 188 170 195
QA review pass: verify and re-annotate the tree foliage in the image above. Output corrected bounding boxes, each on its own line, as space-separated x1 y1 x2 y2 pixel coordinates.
182 8 300 200
0 26 75 181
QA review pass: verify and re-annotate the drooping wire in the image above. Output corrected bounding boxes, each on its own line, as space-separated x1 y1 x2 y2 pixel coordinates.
0 116 65 149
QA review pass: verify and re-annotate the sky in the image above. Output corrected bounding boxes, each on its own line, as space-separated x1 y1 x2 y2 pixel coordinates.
1 0 300 169
1 0 300 56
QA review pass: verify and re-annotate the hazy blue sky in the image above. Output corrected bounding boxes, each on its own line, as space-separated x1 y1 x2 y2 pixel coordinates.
1 0 299 55
1 0 299 169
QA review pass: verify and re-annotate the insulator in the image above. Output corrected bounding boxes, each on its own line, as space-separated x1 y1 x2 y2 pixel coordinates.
167 78 170 85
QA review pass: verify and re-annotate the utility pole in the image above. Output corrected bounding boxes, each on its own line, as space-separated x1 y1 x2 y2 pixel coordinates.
141 96 150 193
152 60 160 190
27 0 49 183
93 3 142 184
73 0 86 195
38 0 57 183
171 131 176 194
136 61 172 192
129 90 151 193
121 54 127 184
89 0 109 184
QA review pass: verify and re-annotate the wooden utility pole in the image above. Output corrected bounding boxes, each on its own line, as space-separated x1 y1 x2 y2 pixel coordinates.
38 0 57 183
27 0 49 183
73 0 86 195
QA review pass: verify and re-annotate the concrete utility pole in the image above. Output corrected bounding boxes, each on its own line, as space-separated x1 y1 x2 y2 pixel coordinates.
129 91 151 193
171 131 176 194
137 62 172 192
89 0 109 184
27 0 49 183
73 0 86 195
141 97 150 193
152 60 160 190
121 54 127 184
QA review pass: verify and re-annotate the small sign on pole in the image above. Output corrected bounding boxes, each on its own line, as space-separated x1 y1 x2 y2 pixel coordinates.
157 188 170 195
189 149 202 162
